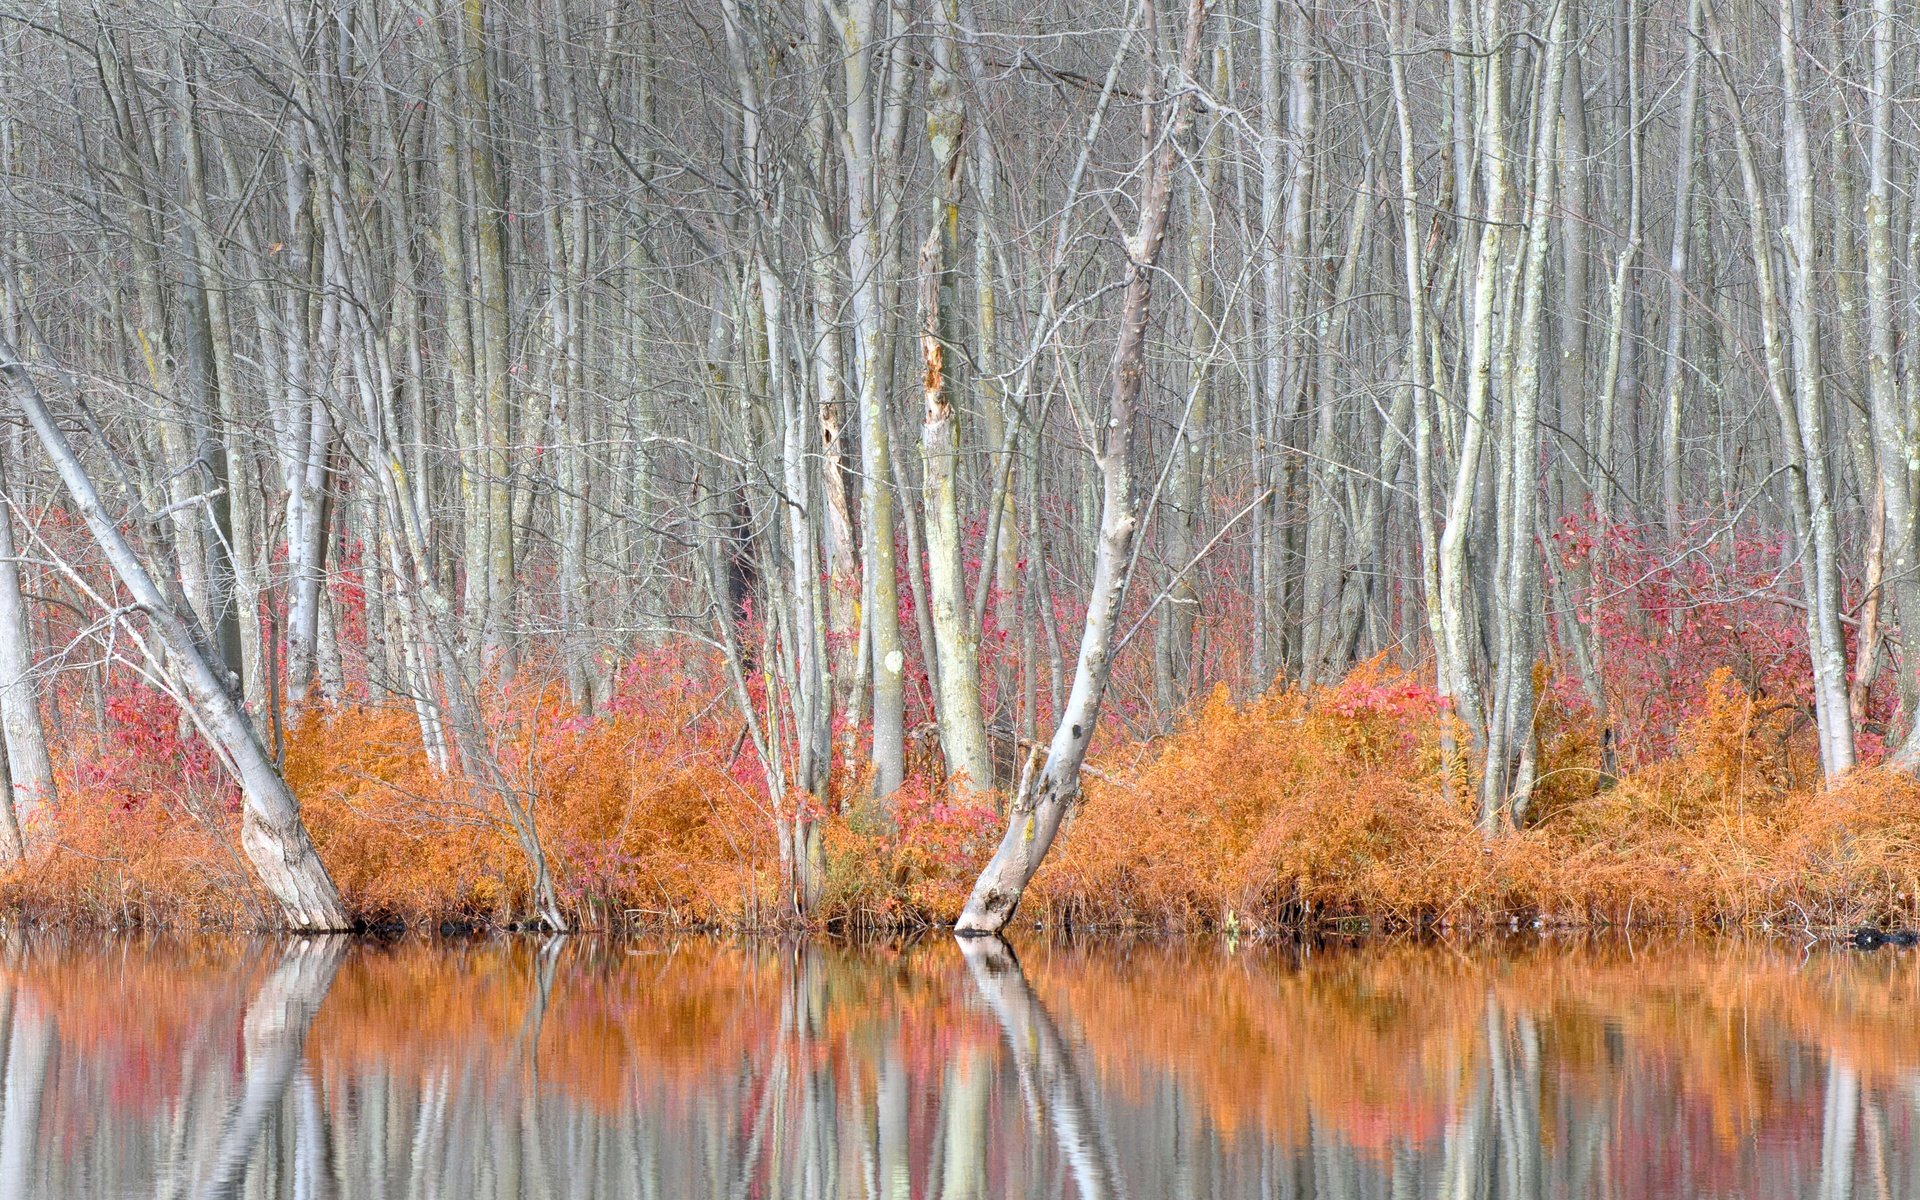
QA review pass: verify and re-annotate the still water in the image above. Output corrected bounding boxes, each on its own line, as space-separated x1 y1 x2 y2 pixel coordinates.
6 932 1919 1197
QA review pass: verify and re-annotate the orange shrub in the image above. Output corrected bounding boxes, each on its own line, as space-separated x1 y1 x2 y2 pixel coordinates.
286 695 779 928
1029 662 1920 933
535 703 774 924
811 773 999 929
1034 661 1498 930
1770 769 1920 927
288 704 515 921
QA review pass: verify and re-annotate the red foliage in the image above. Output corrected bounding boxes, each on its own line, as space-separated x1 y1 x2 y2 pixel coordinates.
1552 510 1895 768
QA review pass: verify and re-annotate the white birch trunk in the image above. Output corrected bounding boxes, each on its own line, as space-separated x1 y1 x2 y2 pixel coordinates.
1866 0 1920 769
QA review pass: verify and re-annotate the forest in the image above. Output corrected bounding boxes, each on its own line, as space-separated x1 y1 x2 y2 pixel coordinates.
2 0 1920 933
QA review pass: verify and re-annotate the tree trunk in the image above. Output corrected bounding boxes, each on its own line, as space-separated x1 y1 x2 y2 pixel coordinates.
1865 0 1920 768
1438 0 1509 816
835 0 909 803
1484 0 1567 826
1657 0 1704 538
0 448 48 850
919 27 993 796
956 0 1208 936
1778 0 1857 778
1156 48 1226 713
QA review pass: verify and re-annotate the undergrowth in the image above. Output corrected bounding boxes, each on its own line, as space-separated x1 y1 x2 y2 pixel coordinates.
6 647 1920 935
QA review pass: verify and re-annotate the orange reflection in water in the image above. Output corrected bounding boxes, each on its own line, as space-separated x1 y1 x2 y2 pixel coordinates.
3 934 1919 1199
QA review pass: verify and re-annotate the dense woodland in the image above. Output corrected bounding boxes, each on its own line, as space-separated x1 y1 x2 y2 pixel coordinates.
2 0 1920 931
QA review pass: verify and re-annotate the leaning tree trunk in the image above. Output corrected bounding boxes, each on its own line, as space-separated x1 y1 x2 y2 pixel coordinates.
955 0 1209 936
0 331 348 929
196 938 344 1200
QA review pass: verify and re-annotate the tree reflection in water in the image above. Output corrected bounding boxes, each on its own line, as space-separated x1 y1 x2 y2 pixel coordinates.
1 934 1918 1197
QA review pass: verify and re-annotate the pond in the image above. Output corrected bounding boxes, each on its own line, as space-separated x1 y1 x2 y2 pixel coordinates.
5 931 1918 1197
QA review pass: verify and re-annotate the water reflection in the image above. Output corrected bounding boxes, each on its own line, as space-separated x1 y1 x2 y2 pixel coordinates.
8 933 1920 1197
